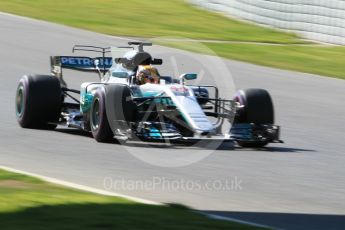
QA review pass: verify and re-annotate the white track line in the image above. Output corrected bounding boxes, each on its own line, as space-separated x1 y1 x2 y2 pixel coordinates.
0 165 161 205
1 165 280 229
201 212 281 230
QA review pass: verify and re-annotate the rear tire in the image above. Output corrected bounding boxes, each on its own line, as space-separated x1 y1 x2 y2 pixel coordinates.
90 88 114 142
233 88 274 147
15 75 62 129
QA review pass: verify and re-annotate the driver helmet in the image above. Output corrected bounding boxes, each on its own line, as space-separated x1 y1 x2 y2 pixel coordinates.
136 65 160 85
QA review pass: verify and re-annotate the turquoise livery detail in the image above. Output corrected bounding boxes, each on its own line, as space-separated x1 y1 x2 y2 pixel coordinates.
80 93 94 113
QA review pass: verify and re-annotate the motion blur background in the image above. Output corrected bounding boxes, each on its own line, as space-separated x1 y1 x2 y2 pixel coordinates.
191 0 345 45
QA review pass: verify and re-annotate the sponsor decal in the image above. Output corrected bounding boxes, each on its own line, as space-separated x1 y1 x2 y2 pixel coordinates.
60 56 113 69
170 85 190 96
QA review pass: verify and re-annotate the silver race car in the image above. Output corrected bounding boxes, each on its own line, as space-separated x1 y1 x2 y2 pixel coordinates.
15 42 282 147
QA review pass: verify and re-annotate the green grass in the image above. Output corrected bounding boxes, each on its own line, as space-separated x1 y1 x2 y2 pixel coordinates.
0 0 344 79
158 41 345 80
0 169 264 230
207 43 345 79
0 0 300 43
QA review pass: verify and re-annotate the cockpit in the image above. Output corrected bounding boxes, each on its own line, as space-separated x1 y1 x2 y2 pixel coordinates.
108 42 164 85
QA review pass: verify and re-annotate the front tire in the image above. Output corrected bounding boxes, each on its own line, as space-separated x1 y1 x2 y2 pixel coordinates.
90 89 114 142
104 84 137 135
233 88 274 147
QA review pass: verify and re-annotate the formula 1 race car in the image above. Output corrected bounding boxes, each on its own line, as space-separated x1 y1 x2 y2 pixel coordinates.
15 42 282 147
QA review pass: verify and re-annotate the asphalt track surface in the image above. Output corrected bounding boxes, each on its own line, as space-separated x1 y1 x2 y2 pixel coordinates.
1 13 345 230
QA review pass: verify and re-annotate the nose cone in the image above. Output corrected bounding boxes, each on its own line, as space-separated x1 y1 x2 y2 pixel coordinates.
174 96 214 132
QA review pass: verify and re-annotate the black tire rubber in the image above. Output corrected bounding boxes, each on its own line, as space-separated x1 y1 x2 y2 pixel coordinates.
104 84 137 133
90 88 114 142
234 88 274 124
233 88 274 147
15 75 62 129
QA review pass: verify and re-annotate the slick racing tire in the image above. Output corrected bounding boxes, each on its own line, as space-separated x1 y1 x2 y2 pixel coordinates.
104 84 137 134
90 88 114 143
233 88 274 148
15 74 62 129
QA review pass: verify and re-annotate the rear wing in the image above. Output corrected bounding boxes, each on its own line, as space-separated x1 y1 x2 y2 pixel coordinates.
51 45 113 72
50 45 114 87
50 56 113 72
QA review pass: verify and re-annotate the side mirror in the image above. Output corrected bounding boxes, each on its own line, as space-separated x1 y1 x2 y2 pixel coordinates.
179 73 197 82
183 73 197 80
112 71 129 78
179 73 197 85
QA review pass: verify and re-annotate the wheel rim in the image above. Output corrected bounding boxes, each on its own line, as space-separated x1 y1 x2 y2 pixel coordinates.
16 85 25 118
91 98 100 130
234 94 244 106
